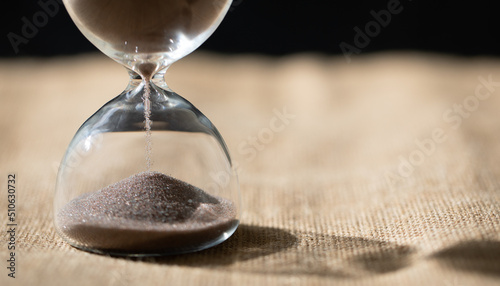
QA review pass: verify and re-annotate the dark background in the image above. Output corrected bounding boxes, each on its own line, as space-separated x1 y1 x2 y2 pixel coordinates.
1 0 499 58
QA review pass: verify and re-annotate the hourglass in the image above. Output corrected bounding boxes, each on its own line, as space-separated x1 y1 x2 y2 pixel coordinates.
54 0 240 256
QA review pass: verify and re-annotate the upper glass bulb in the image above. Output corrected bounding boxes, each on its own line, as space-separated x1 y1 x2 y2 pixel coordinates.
63 0 231 76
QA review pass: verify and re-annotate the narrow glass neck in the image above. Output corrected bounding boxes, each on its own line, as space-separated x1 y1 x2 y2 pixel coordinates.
128 67 168 84
125 68 170 102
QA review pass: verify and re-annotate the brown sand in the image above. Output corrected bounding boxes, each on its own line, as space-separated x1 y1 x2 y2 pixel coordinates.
57 171 238 254
142 81 153 171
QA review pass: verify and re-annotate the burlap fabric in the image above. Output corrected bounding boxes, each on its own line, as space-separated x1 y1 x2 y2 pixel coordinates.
1 52 499 285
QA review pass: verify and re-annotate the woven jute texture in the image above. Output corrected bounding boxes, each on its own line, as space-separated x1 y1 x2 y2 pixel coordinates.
1 52 499 286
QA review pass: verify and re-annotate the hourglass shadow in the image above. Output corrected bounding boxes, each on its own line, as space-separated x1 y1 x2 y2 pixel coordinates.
258 235 416 278
141 224 299 266
433 240 500 277
128 225 416 278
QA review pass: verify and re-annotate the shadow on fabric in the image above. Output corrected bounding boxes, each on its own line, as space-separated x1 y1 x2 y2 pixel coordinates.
137 224 299 266
124 225 416 278
433 240 500 277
